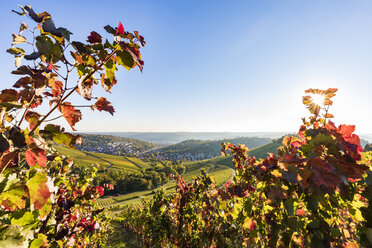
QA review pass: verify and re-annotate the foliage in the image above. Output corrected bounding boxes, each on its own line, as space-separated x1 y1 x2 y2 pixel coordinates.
0 4 144 247
365 144 372 152
117 88 372 247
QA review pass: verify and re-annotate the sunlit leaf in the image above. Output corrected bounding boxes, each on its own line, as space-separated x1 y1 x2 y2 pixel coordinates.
77 76 93 100
19 22 28 33
25 148 47 167
26 173 51 210
11 33 26 45
58 102 82 131
91 97 115 115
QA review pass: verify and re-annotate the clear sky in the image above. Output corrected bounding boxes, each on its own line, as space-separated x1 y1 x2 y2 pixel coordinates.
0 1 371 133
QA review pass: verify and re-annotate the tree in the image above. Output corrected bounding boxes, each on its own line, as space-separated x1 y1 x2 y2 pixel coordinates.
0 5 145 247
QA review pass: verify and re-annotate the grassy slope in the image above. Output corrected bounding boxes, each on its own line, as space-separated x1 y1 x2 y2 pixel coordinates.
86 152 140 171
58 139 282 208
56 146 111 169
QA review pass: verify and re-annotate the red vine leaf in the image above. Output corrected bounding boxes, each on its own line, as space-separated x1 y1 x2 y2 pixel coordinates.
296 209 305 216
58 102 82 131
116 21 125 36
337 124 355 138
91 97 115 115
25 148 47 167
96 186 104 196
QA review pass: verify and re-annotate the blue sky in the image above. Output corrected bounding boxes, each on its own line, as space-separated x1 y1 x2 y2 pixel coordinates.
0 1 371 133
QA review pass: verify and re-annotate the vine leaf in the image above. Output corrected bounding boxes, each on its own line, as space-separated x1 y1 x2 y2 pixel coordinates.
11 33 26 45
49 78 63 97
77 77 93 100
25 148 46 167
116 21 125 36
19 22 28 33
0 89 19 103
0 180 28 211
41 124 82 148
91 97 115 115
30 233 48 248
87 31 102 44
0 225 27 247
58 102 82 131
24 5 50 23
0 134 10 153
25 111 41 130
26 173 51 210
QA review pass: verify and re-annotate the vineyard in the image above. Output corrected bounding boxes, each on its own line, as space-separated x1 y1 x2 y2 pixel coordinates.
0 4 371 248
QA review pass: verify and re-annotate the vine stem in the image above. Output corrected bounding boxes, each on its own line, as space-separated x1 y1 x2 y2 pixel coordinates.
29 45 119 136
18 94 36 127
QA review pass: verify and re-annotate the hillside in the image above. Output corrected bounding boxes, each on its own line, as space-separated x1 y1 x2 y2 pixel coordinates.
146 136 272 161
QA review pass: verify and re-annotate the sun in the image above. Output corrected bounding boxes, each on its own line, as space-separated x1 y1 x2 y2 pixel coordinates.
311 94 324 106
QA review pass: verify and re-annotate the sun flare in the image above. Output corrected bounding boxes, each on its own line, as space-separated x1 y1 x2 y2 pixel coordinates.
311 94 324 106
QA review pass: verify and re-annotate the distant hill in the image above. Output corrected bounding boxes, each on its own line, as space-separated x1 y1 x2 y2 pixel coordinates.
360 134 372 143
77 134 158 155
84 132 287 145
360 138 369 148
146 136 273 161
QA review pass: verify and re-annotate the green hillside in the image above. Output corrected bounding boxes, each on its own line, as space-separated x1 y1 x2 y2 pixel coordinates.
148 136 272 161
